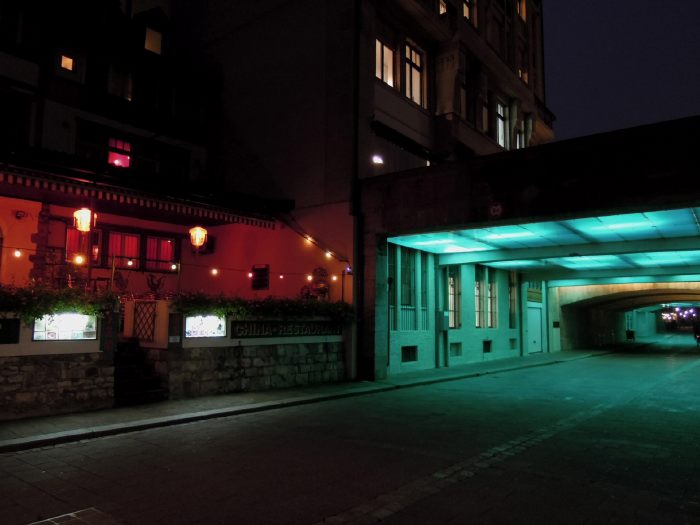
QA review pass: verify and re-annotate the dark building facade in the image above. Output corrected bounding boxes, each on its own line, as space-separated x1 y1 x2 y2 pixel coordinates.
202 0 555 282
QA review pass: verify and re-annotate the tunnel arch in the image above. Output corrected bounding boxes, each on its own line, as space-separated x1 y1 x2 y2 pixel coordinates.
554 283 700 350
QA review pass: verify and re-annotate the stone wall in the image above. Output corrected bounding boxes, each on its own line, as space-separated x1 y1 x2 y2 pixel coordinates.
0 353 114 421
166 342 346 399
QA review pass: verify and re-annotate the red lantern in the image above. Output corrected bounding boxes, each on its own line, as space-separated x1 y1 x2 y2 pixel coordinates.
73 208 96 232
189 226 208 248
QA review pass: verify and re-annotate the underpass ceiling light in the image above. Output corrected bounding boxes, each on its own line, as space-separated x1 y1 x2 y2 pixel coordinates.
372 155 384 165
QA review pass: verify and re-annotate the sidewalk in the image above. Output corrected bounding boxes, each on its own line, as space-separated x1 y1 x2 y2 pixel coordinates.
0 350 611 453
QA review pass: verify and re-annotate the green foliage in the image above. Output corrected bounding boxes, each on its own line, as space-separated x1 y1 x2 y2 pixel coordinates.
172 293 354 322
0 285 118 324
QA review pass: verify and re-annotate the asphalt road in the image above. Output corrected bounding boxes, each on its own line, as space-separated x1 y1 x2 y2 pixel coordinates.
2 342 700 524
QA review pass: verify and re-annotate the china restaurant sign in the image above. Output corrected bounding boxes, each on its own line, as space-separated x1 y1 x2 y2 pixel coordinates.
184 316 343 339
230 320 342 338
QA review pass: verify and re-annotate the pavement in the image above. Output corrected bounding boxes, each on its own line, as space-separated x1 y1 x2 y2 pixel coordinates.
0 348 622 454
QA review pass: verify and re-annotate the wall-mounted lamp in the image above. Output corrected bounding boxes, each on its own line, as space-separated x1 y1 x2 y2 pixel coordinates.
73 208 97 232
189 226 208 249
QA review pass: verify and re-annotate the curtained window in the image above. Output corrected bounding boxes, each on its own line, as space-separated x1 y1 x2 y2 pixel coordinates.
108 231 140 268
146 236 175 270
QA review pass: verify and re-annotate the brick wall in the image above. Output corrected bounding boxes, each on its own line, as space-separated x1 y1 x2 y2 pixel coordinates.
166 342 346 399
0 353 114 421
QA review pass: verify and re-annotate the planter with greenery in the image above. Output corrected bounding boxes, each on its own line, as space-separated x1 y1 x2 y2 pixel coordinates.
0 285 118 325
171 293 353 323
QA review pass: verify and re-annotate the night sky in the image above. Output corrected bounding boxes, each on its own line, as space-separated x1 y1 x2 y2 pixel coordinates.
543 1 700 141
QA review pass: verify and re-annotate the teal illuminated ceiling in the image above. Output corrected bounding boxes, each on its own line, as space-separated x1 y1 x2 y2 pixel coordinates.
388 208 700 282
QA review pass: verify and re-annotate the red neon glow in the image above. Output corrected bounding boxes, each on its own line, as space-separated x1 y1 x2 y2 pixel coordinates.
108 151 131 168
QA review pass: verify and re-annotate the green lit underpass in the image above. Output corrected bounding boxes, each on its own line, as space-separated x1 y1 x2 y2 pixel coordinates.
388 206 700 353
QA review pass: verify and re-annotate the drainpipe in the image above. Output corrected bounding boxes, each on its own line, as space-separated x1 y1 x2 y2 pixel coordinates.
351 0 366 378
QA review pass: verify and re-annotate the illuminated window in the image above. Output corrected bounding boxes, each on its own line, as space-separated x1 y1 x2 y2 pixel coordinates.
375 39 395 87
33 314 97 341
463 0 477 26
146 236 175 270
517 0 526 21
447 266 461 328
475 265 485 327
108 138 131 168
487 269 498 328
108 66 133 101
144 28 162 54
108 231 140 268
405 43 425 107
66 228 101 264
60 55 74 71
496 102 508 148
438 0 447 15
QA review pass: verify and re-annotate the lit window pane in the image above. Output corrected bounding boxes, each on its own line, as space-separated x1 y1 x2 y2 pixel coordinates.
145 28 162 54
412 69 421 104
108 151 131 168
383 47 394 86
61 55 74 71
375 40 382 79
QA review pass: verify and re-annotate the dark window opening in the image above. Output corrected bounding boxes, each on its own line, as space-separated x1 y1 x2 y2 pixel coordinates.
401 345 418 362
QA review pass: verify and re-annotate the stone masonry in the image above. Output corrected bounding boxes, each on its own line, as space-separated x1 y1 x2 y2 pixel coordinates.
0 353 114 420
166 342 346 399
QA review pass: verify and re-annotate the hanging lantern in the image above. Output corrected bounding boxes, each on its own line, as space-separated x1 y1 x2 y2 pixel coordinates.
73 208 96 233
189 226 208 248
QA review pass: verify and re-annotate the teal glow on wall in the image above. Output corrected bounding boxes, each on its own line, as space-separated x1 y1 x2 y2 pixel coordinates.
389 207 700 280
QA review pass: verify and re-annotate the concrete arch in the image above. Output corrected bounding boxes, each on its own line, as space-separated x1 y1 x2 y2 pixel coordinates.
552 282 700 350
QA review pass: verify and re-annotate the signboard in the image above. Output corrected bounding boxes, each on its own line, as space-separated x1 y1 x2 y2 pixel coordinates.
33 314 97 341
185 315 226 338
230 320 342 339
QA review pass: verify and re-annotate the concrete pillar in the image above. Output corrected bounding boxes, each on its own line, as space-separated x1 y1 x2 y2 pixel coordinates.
372 237 389 379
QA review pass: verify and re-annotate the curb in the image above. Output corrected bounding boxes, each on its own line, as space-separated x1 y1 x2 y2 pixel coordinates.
0 352 608 453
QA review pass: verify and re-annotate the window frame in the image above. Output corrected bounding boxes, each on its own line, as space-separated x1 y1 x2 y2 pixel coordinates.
508 271 518 329
375 38 396 88
517 0 527 21
487 268 498 328
475 265 485 328
496 101 509 148
107 231 141 269
447 266 461 329
400 248 416 307
404 42 426 108
107 137 132 168
144 27 163 55
107 65 133 102
145 235 177 271
65 227 101 265
463 0 478 27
